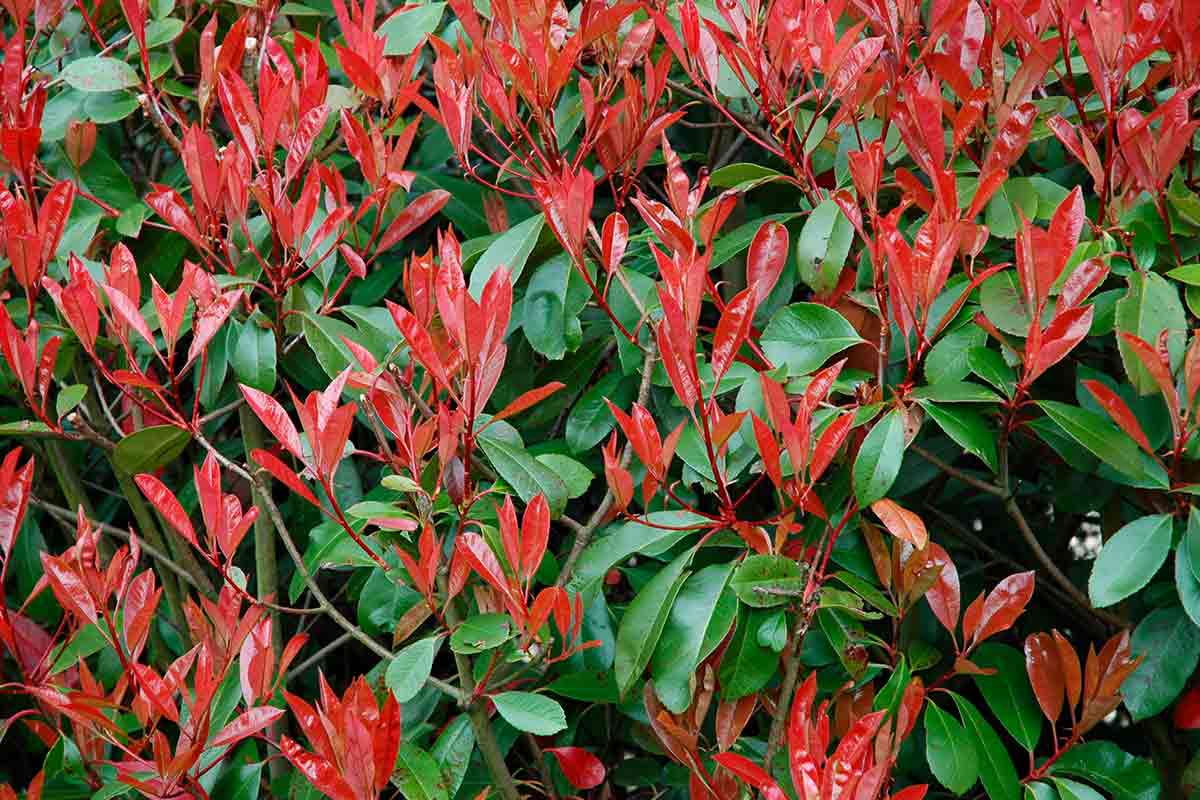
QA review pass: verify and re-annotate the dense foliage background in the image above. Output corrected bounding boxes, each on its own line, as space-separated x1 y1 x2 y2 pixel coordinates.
2 0 1200 797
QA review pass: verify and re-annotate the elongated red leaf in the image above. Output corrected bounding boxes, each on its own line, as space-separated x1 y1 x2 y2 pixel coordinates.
377 190 451 253
1082 379 1155 457
1024 632 1065 723
134 474 198 549
210 706 285 749
240 386 304 459
870 499 928 549
970 571 1035 646
546 747 606 790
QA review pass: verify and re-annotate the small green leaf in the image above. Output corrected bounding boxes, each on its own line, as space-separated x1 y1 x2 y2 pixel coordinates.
380 2 446 55
730 554 805 608
393 743 449 800
921 401 998 472
62 57 140 92
565 372 635 453
614 546 696 698
55 384 88 420
113 425 191 475
1123 606 1200 721
477 427 568 518
1115 271 1186 396
761 303 863 377
232 320 277 392
1088 514 1173 608
925 702 979 795
949 693 1021 800
386 636 442 703
491 691 568 735
469 213 544 298
853 410 906 505
796 197 853 294
450 613 514 654
971 643 1043 751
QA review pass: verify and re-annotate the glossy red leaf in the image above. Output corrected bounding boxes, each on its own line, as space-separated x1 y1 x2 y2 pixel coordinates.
1083 380 1155 457
134 474 198 550
546 746 606 790
492 382 565 422
870 499 928 549
279 736 357 800
240 386 304 460
377 190 450 253
710 287 755 384
713 752 786 800
210 706 285 749
0 448 33 559
1175 685 1200 730
970 571 1035 647
250 449 321 507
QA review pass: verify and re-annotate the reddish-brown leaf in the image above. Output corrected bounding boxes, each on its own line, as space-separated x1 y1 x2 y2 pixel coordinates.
546 747 606 790
1024 632 1066 723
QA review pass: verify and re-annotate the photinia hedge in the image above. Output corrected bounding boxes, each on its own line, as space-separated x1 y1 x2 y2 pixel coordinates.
1 0 1200 797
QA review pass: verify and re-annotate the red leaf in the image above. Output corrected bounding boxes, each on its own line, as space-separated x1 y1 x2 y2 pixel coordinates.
1025 632 1065 723
134 474 198 550
1025 305 1093 383
36 182 75 271
240 386 304 460
970 571 1035 646
492 382 565 422
210 706 284 749
0 448 33 559
279 736 357 800
1175 685 1200 730
285 104 331 185
870 499 928 549
710 287 755 384
546 747 606 790
377 190 450 253
713 753 786 800
250 449 321 507
601 212 628 273
1083 380 1155 457
521 494 550 584
923 543 960 636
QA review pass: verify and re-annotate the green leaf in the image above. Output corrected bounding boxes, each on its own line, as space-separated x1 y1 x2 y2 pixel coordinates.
1037 401 1169 489
761 303 863 377
232 320 277 392
920 401 998 472
469 213 544 298
535 454 592 498
1115 270 1186 395
522 254 575 359
949 693 1021 800
853 410 906 505
796 197 853 294
477 427 568 517
719 608 779 699
565 372 635 453
566 511 704 598
1187 506 1200 584
450 613 514 654
380 2 445 55
49 625 108 675
1123 605 1200 721
1049 742 1160 800
211 762 263 800
430 715 474 798
1174 547 1200 628
1052 778 1105 800
971 643 1043 751
55 384 88 420
708 162 788 192
491 692 568 735
925 701 979 795
614 546 696 698
545 670 619 703
926 323 988 384
968 347 1017 398
61 57 140 92
1087 514 1173 608
730 554 805 608
393 743 449 800
651 563 736 712
112 425 191 475
386 636 442 703
909 381 1001 403
300 312 356 378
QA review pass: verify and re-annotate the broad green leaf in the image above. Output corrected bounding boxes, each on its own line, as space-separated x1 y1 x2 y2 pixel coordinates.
566 510 705 598
55 385 88 420
49 625 108 675
113 425 191 475
949 693 1021 800
971 643 1043 751
522 254 574 359
796 197 853 294
1115 271 1186 395
231 321 276 393
393 743 449 800
1187 506 1200 584
853 410 906 505
761 303 863 377
614 546 696 698
968 347 1017 398
535 454 592 498
719 608 779 699
491 692 568 735
477 427 568 518
920 401 998 472
62 57 140 92
1049 742 1160 800
1052 778 1105 800
565 372 635 453
1025 782 1058 800
651 563 736 712
545 671 619 703
380 2 445 54
730 554 805 608
1174 548 1200 628
926 323 988 384
211 762 262 800
925 702 979 795
469 213 544 298
450 613 514 654
1037 402 1169 489
708 162 788 192
909 381 1001 403
300 312 356 378
1123 605 1200 721
386 636 442 703
1088 514 1173 608
430 715 474 798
